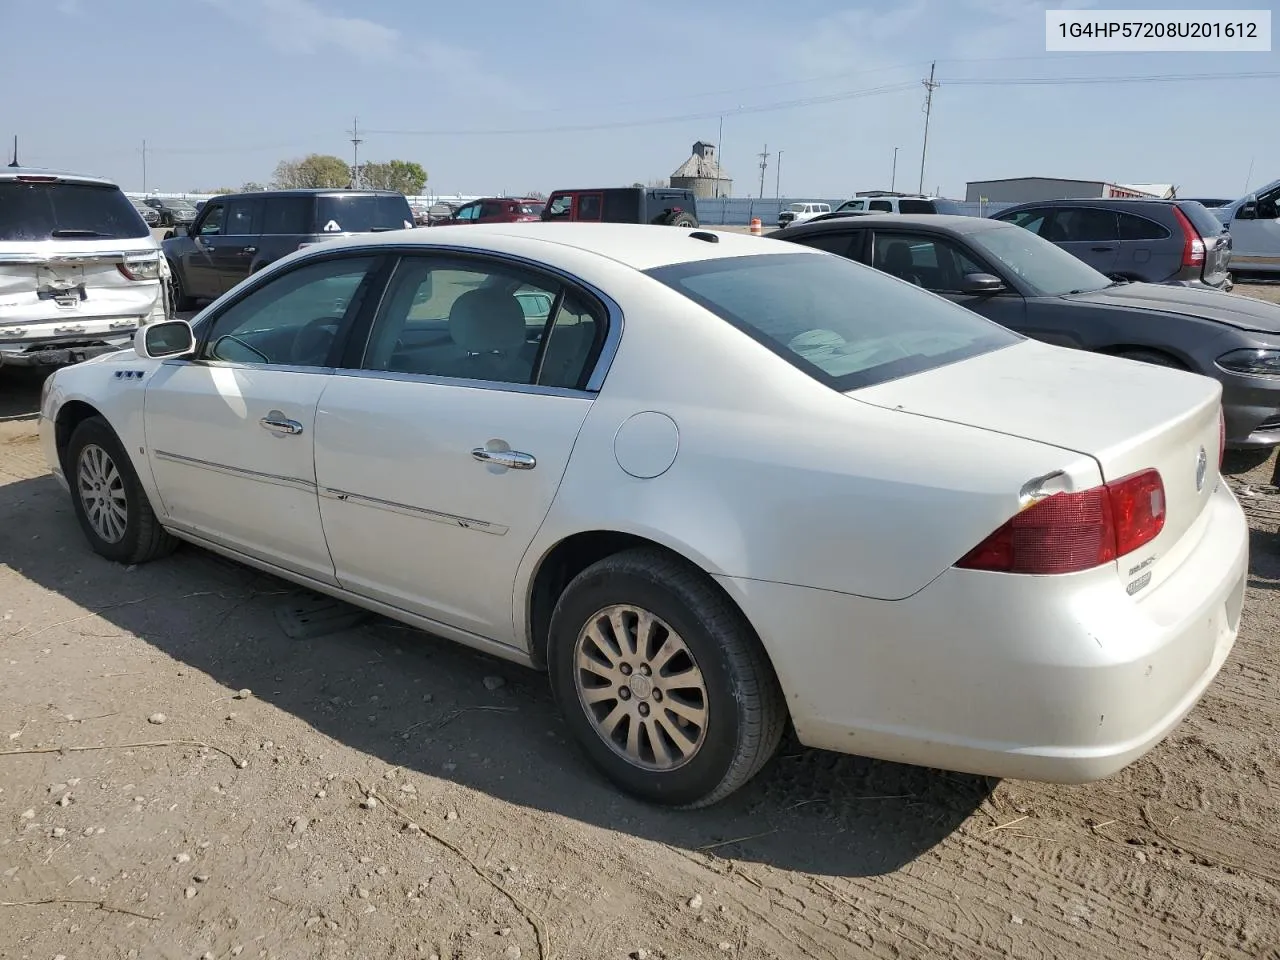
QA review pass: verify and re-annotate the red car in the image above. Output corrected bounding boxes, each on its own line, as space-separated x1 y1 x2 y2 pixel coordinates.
439 197 544 225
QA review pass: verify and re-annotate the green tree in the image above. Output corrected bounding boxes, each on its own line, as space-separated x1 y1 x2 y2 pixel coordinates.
271 154 351 189
360 159 427 195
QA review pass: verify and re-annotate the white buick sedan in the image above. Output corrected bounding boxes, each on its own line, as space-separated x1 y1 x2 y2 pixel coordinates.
39 223 1248 807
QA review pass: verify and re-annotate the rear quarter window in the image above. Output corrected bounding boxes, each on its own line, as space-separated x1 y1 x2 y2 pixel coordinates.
898 199 937 214
647 252 1020 391
313 194 413 233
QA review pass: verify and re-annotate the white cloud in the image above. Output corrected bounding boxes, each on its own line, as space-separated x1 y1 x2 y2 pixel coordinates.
204 0 399 61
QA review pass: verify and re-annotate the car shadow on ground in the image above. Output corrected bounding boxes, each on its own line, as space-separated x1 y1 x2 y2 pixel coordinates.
0 368 49 423
0 472 997 879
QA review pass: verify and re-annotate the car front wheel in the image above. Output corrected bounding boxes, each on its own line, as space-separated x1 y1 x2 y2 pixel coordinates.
65 416 177 565
547 548 786 807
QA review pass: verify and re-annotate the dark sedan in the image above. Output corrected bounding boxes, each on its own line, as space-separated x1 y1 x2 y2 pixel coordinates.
770 214 1280 452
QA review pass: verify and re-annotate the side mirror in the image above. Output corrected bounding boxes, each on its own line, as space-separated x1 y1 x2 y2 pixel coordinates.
960 273 1006 295
1238 198 1258 220
135 320 195 359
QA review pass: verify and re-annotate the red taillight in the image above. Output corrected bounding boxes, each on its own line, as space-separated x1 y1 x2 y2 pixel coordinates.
957 469 1165 575
1173 206 1205 268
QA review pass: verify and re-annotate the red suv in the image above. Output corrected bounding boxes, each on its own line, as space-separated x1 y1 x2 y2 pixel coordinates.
439 197 544 225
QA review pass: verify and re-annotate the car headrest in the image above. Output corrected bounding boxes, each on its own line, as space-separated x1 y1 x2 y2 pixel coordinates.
448 288 526 354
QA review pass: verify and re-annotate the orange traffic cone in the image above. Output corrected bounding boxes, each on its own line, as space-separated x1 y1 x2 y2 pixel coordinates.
749 217 762 235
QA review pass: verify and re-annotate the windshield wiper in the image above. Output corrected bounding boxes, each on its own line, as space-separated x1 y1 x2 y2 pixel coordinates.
50 229 113 238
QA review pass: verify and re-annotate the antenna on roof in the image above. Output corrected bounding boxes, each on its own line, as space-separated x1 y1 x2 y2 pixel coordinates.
8 135 18 167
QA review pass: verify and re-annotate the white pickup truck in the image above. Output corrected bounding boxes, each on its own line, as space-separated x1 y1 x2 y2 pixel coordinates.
0 168 167 368
776 202 831 229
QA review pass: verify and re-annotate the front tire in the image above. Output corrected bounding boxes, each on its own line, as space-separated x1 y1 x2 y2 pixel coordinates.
65 416 177 565
547 549 786 808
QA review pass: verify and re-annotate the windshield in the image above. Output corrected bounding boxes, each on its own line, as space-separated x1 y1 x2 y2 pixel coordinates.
966 223 1112 297
646 252 1020 391
518 202 545 216
313 194 414 232
0 180 150 241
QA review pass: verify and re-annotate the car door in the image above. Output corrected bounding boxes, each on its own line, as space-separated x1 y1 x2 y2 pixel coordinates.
478 200 505 223
313 252 607 644
213 197 263 293
867 229 1028 333
143 253 385 584
1229 183 1280 273
1115 210 1173 282
180 201 226 299
1043 207 1120 275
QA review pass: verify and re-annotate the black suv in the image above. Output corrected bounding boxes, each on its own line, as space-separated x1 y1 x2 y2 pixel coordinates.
992 198 1233 290
542 186 699 227
163 189 414 309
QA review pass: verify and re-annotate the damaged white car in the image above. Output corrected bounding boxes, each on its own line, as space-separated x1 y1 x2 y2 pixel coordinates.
0 168 167 368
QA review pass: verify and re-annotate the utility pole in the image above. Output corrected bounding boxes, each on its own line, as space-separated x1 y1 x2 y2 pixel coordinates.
716 115 724 198
8 135 18 168
891 146 899 192
918 62 939 195
349 117 363 189
757 143 769 199
775 150 783 199
141 139 148 193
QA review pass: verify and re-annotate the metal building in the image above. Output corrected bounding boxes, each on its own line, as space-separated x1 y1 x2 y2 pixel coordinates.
964 177 1163 203
670 141 733 199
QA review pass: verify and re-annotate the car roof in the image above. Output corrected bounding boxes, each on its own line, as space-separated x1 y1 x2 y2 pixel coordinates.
210 189 405 201
999 197 1180 208
294 222 812 271
783 214 1006 235
0 166 119 187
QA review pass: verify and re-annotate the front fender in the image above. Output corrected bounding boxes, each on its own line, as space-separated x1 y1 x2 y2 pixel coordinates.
42 352 167 516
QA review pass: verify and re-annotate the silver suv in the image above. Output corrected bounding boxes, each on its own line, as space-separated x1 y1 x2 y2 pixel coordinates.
0 168 166 368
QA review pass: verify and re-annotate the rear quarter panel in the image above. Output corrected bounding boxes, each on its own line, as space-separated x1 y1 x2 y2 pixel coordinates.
516 263 1101 626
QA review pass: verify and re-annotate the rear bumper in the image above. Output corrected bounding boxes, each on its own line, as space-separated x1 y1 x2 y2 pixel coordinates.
0 338 131 367
719 479 1248 783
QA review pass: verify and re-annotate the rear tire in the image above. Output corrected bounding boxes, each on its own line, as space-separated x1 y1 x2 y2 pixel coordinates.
547 548 786 808
667 211 699 228
65 416 178 565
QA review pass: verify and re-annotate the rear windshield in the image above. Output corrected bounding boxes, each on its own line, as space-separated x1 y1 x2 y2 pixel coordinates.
1176 201 1228 238
0 180 150 242
313 194 414 233
646 252 1020 391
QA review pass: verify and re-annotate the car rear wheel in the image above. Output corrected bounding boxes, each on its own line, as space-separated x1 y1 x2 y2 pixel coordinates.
666 211 699 228
547 548 786 807
66 416 178 565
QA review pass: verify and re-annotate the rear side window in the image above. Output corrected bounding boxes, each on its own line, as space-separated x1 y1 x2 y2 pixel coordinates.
313 194 413 233
225 199 259 235
1048 208 1118 243
898 199 937 214
577 194 603 221
1176 202 1229 238
1117 213 1170 241
868 200 893 212
262 197 312 234
0 180 150 241
647 252 1020 391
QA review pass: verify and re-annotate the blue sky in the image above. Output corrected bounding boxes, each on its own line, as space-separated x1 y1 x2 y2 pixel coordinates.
3 0 1276 199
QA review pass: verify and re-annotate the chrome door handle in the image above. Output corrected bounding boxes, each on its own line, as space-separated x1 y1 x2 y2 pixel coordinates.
471 447 536 470
260 416 303 435
242 246 257 254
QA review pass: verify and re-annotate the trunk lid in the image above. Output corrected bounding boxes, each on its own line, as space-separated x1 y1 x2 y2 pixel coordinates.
0 239 162 330
852 339 1223 595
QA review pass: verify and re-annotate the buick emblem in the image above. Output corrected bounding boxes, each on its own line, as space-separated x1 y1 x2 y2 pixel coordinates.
1195 446 1208 492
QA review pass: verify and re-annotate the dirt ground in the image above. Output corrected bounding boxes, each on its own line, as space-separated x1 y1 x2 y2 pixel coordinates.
3 296 1280 959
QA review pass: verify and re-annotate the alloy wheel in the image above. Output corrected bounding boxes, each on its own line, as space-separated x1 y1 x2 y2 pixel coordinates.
573 604 709 771
77 444 128 544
